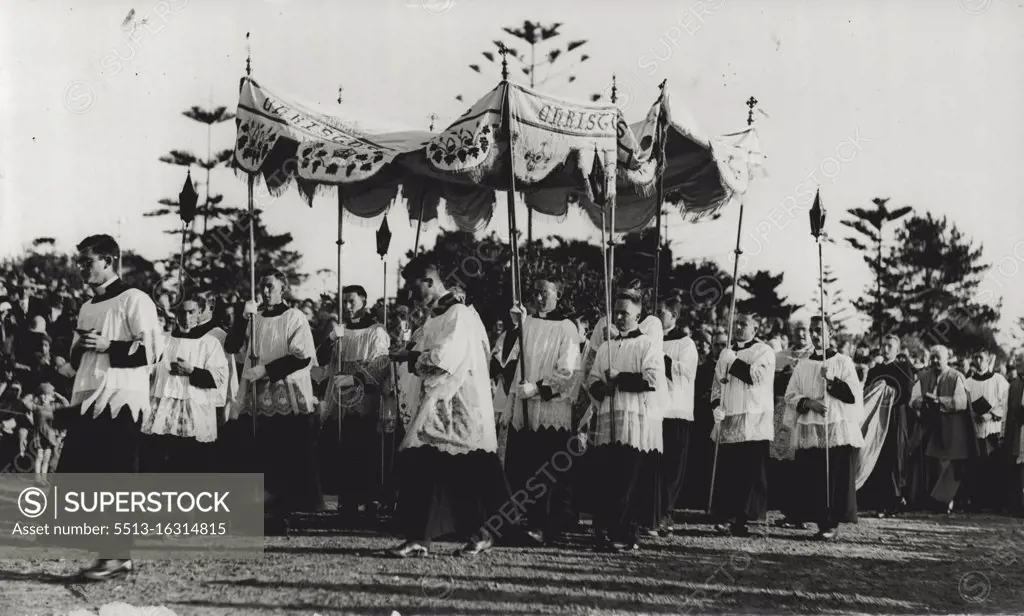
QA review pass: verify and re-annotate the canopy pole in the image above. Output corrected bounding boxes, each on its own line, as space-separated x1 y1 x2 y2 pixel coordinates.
606 74 621 448
336 188 345 441
599 169 616 449
413 199 425 260
818 235 831 513
244 34 256 442
247 174 257 438
606 153 619 447
652 81 668 314
502 80 529 430
707 95 758 514
178 221 188 299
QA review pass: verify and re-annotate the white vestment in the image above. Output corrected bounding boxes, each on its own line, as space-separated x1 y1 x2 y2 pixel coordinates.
400 300 498 455
72 286 166 422
234 307 318 418
587 332 663 453
324 318 390 420
205 324 240 419
784 352 865 451
499 314 583 432
967 373 1010 440
711 340 775 444
145 332 229 442
663 332 698 421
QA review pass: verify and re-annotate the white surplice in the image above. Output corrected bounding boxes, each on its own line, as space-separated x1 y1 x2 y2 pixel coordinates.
498 314 583 432
587 332 663 453
234 307 318 418
72 287 165 422
663 332 698 421
784 352 865 451
967 373 1010 440
710 340 775 445
324 318 390 420
145 332 229 442
401 300 498 455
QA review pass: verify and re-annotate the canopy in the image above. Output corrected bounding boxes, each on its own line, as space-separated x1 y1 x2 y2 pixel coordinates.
233 76 762 233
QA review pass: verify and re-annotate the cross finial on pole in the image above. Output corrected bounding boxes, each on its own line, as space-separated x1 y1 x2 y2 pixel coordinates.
746 96 758 126
428 112 438 132
610 74 618 104
500 44 509 81
337 86 343 104
245 32 251 76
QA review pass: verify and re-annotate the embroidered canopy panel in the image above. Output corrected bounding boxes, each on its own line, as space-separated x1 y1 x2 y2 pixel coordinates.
233 77 762 233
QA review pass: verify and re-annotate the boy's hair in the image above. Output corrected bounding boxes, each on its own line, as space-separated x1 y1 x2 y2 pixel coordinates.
658 297 684 320
342 285 368 300
614 289 643 306
76 234 120 261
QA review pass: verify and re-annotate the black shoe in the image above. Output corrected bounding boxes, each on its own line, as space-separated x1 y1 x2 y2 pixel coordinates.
455 535 494 557
80 559 133 582
773 517 807 530
523 529 545 546
814 528 837 541
384 541 429 558
611 541 639 553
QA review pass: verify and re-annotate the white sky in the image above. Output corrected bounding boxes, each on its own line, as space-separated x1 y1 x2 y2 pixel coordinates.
2 0 1022 343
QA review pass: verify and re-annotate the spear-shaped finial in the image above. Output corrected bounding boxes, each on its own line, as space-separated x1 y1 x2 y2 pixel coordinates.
500 44 509 81
809 188 825 239
245 32 251 76
610 74 618 104
746 95 758 126
376 216 392 259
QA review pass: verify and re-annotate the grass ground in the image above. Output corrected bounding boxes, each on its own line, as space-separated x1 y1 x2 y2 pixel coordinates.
1 509 1022 616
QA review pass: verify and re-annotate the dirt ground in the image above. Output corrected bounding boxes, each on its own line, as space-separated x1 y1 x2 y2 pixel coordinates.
2 509 1023 616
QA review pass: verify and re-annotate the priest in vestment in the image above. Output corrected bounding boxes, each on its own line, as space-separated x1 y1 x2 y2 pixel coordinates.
859 334 914 516
584 290 663 552
783 316 864 540
143 294 229 472
964 350 1009 511
771 321 813 529
386 259 511 558
57 234 165 580
223 269 323 533
324 284 391 523
500 278 582 546
709 313 775 537
656 297 697 535
909 345 979 511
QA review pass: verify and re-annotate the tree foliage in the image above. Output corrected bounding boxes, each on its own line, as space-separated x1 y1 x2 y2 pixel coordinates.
808 264 854 335
175 210 306 298
841 197 912 341
737 270 800 322
406 229 736 331
875 212 1001 356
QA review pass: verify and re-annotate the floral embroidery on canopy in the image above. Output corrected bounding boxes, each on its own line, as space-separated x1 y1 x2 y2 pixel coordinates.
427 122 499 170
298 141 389 183
236 118 281 170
